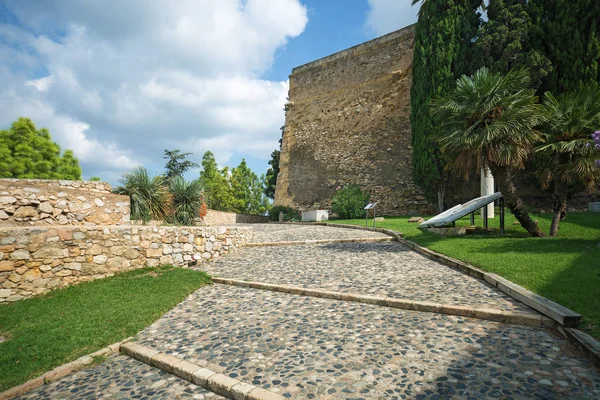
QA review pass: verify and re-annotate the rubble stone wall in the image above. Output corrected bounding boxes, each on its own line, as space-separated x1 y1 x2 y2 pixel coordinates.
274 25 433 216
0 179 130 226
202 209 269 225
0 225 252 302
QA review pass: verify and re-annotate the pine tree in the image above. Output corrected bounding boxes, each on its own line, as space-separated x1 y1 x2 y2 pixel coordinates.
530 0 600 94
0 118 82 179
410 0 481 212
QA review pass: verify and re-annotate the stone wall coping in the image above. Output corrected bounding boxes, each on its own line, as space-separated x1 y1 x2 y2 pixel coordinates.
0 178 112 193
120 342 286 400
292 24 415 75
0 337 133 399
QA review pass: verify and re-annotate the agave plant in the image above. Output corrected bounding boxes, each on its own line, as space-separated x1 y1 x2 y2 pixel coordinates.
168 176 204 226
114 166 171 222
431 67 546 237
536 82 600 236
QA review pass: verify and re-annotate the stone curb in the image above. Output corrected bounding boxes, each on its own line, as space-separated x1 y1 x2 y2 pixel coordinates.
397 238 583 328
247 236 394 247
212 277 553 328
0 336 134 400
557 326 600 368
120 342 285 400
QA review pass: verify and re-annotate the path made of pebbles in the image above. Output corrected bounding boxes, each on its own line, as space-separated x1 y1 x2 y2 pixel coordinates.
204 242 534 314
13 355 226 400
136 285 600 400
246 224 390 244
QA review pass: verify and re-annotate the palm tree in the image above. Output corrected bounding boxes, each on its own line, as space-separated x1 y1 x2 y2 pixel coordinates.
168 176 204 226
431 67 546 237
536 82 600 236
114 166 171 222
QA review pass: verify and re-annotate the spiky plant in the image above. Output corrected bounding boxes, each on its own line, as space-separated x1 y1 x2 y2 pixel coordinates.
536 82 600 235
431 67 547 237
114 166 171 223
168 176 204 226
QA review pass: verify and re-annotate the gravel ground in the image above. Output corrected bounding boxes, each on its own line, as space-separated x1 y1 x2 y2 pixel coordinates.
245 224 390 244
136 285 600 400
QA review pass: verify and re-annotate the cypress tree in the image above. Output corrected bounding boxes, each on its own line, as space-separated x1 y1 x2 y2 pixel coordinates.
474 0 551 88
410 0 481 212
530 0 600 94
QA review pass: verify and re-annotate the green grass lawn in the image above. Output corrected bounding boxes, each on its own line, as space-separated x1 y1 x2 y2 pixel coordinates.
335 212 600 338
0 266 211 392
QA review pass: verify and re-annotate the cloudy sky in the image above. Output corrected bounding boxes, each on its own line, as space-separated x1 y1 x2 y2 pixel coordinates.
0 0 418 184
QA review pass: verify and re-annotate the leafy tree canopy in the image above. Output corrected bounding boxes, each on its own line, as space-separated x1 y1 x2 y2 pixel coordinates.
0 117 82 180
163 149 199 182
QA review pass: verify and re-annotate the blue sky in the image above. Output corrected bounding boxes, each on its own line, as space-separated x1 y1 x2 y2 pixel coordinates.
0 0 418 185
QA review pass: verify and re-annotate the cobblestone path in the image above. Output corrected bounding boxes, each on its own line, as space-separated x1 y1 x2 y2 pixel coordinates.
204 242 534 314
246 224 391 244
16 224 600 399
14 355 226 400
136 285 600 399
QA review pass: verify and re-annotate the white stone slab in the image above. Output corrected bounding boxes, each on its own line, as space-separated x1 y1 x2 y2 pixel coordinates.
589 202 600 213
302 210 329 222
420 192 503 228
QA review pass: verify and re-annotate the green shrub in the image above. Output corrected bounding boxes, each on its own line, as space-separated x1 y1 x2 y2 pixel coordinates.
331 185 370 219
269 205 301 221
168 176 204 225
114 167 171 222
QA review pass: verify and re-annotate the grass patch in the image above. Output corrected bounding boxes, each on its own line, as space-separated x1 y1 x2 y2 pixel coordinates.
0 266 211 392
335 212 600 338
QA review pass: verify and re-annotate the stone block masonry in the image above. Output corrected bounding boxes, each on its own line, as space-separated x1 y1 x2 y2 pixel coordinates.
0 225 252 302
0 179 130 226
275 24 433 216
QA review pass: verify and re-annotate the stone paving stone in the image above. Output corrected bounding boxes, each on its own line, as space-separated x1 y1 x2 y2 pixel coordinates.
136 285 600 400
203 241 536 314
13 355 226 400
243 224 389 244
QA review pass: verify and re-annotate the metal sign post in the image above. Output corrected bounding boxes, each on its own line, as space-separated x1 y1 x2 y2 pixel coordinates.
364 202 378 228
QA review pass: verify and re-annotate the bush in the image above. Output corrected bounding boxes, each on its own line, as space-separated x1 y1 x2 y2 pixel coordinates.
114 167 171 222
269 205 301 221
331 185 370 219
167 176 204 225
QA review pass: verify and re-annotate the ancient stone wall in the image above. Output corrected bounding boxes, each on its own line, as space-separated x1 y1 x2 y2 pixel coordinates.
202 210 269 225
0 179 130 226
275 25 433 216
0 225 252 302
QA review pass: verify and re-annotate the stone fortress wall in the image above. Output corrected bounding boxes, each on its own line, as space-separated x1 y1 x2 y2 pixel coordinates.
0 179 252 303
274 24 433 216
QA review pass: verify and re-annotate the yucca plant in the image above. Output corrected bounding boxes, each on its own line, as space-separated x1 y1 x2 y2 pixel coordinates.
168 176 204 226
431 67 547 237
114 166 171 222
536 82 600 236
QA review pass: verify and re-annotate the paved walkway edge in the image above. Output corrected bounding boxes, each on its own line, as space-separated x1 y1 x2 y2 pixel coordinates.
212 277 553 327
0 337 134 400
557 326 600 368
120 342 285 400
247 236 394 247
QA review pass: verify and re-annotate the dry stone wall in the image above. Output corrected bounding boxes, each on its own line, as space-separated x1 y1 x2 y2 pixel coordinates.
202 209 269 225
0 179 130 226
0 225 252 302
275 25 433 216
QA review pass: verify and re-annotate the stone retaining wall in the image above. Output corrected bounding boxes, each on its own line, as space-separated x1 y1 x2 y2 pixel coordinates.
0 179 130 226
0 225 252 302
202 209 269 225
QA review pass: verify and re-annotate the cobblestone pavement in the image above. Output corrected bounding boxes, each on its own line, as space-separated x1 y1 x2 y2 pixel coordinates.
203 241 535 314
245 224 390 244
13 355 226 400
136 285 600 400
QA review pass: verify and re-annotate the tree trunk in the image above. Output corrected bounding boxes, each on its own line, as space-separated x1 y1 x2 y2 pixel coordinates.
490 166 545 237
436 188 446 214
550 185 567 236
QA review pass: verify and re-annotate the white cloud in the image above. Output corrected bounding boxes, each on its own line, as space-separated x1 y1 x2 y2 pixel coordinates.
25 75 56 92
366 0 419 36
0 0 308 182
